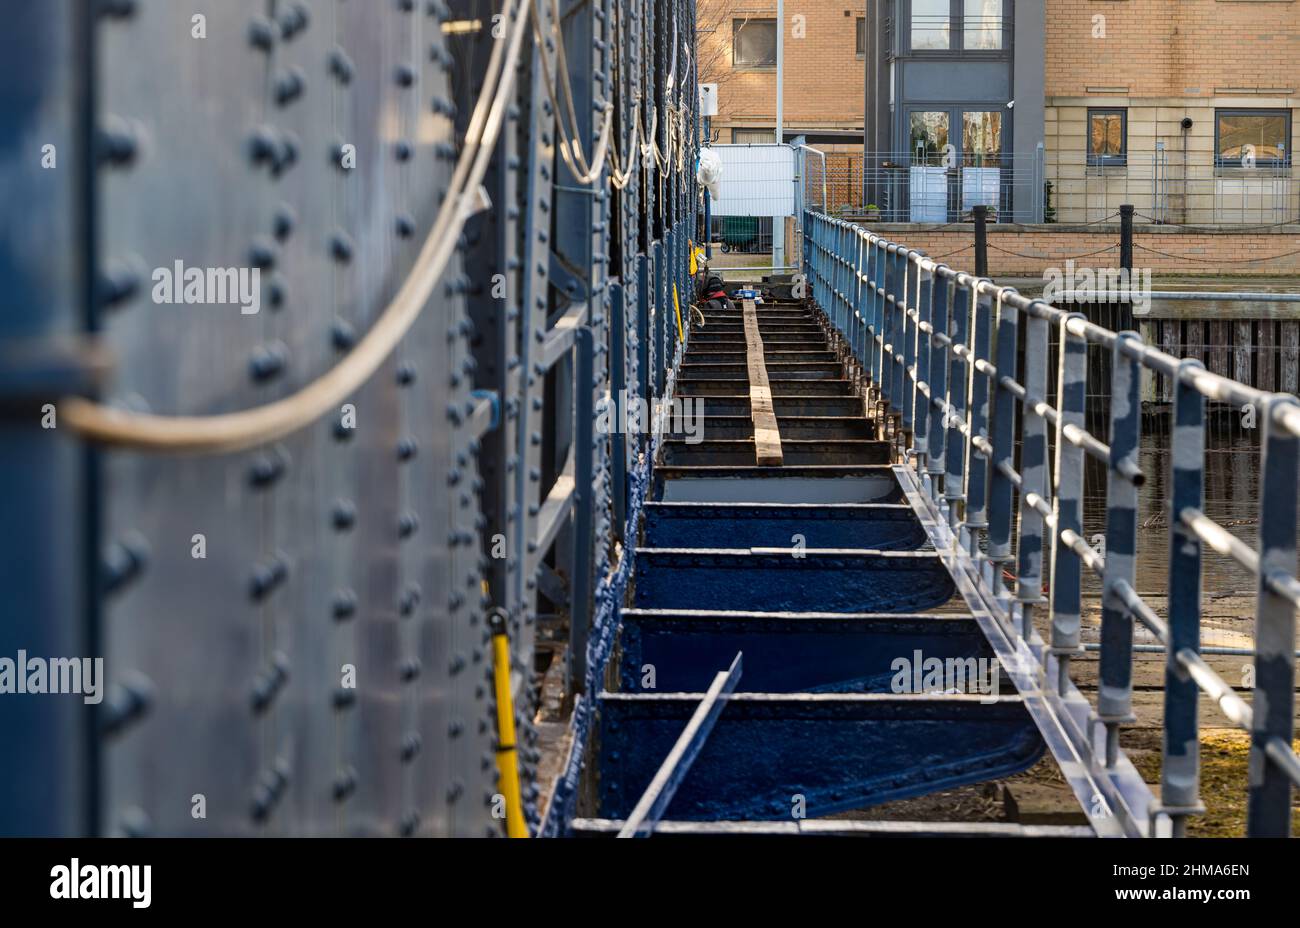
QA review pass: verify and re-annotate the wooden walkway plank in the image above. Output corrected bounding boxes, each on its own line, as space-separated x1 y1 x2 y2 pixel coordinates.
742 300 784 466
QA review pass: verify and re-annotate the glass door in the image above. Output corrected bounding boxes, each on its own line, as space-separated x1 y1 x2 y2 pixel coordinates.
960 110 1002 216
908 111 950 222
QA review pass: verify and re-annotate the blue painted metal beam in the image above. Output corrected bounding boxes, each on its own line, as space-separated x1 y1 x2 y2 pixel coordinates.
617 652 742 837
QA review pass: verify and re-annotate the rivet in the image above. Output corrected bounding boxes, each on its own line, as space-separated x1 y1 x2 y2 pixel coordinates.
400 733 422 762
103 532 149 595
249 553 289 601
331 233 354 263
332 500 357 531
100 672 154 736
332 767 358 802
248 448 289 489
274 67 306 106
332 318 357 351
250 342 289 383
98 116 139 167
328 47 355 85
277 2 309 40
272 205 296 241
250 651 290 715
248 16 277 50
332 589 358 620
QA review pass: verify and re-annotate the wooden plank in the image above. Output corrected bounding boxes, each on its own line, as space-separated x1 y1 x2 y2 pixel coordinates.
1257 320 1276 394
1233 320 1252 386
1160 320 1179 403
1137 320 1158 403
1281 322 1299 394
1185 318 1204 364
1207 321 1231 377
743 300 784 466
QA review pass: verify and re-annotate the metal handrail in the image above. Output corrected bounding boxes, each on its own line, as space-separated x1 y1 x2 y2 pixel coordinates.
804 209 1300 838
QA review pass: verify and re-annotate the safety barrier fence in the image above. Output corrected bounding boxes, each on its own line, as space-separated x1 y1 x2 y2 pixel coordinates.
805 210 1300 837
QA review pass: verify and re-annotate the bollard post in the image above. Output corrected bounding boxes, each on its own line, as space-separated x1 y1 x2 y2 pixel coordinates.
1120 204 1134 273
974 204 989 278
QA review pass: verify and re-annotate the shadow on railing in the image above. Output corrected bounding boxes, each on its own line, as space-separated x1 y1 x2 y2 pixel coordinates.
804 210 1300 838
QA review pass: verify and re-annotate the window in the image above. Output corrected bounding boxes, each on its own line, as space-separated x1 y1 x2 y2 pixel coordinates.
1216 110 1291 166
909 111 950 163
732 128 775 144
963 111 1002 166
733 18 776 68
1088 109 1127 166
856 17 866 56
963 0 1002 50
911 0 951 50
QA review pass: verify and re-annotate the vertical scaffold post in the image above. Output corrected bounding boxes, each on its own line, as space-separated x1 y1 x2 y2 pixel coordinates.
1162 358 1206 837
986 290 1020 589
1247 395 1299 837
1098 332 1143 767
1049 313 1088 693
965 287 995 564
900 253 919 445
925 272 951 505
943 282 971 531
890 249 907 433
912 263 934 473
1016 311 1052 641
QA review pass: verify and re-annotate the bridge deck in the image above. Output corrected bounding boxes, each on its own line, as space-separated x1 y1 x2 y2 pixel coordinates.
574 296 1139 836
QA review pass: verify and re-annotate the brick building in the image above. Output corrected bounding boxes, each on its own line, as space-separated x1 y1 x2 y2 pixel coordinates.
1043 0 1300 225
861 0 1300 225
697 1 869 212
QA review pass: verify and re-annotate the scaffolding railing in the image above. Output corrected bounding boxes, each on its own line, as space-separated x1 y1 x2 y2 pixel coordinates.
805 210 1300 837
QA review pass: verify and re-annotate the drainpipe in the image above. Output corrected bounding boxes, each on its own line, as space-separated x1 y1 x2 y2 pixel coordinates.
775 0 783 143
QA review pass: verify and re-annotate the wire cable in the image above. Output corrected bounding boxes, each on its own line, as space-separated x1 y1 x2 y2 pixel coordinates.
62 0 533 453
1134 241 1300 264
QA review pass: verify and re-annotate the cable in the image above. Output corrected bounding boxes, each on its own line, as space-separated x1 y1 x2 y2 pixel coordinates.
1133 241 1300 264
986 242 1119 261
531 0 613 185
1132 211 1300 233
62 0 533 454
